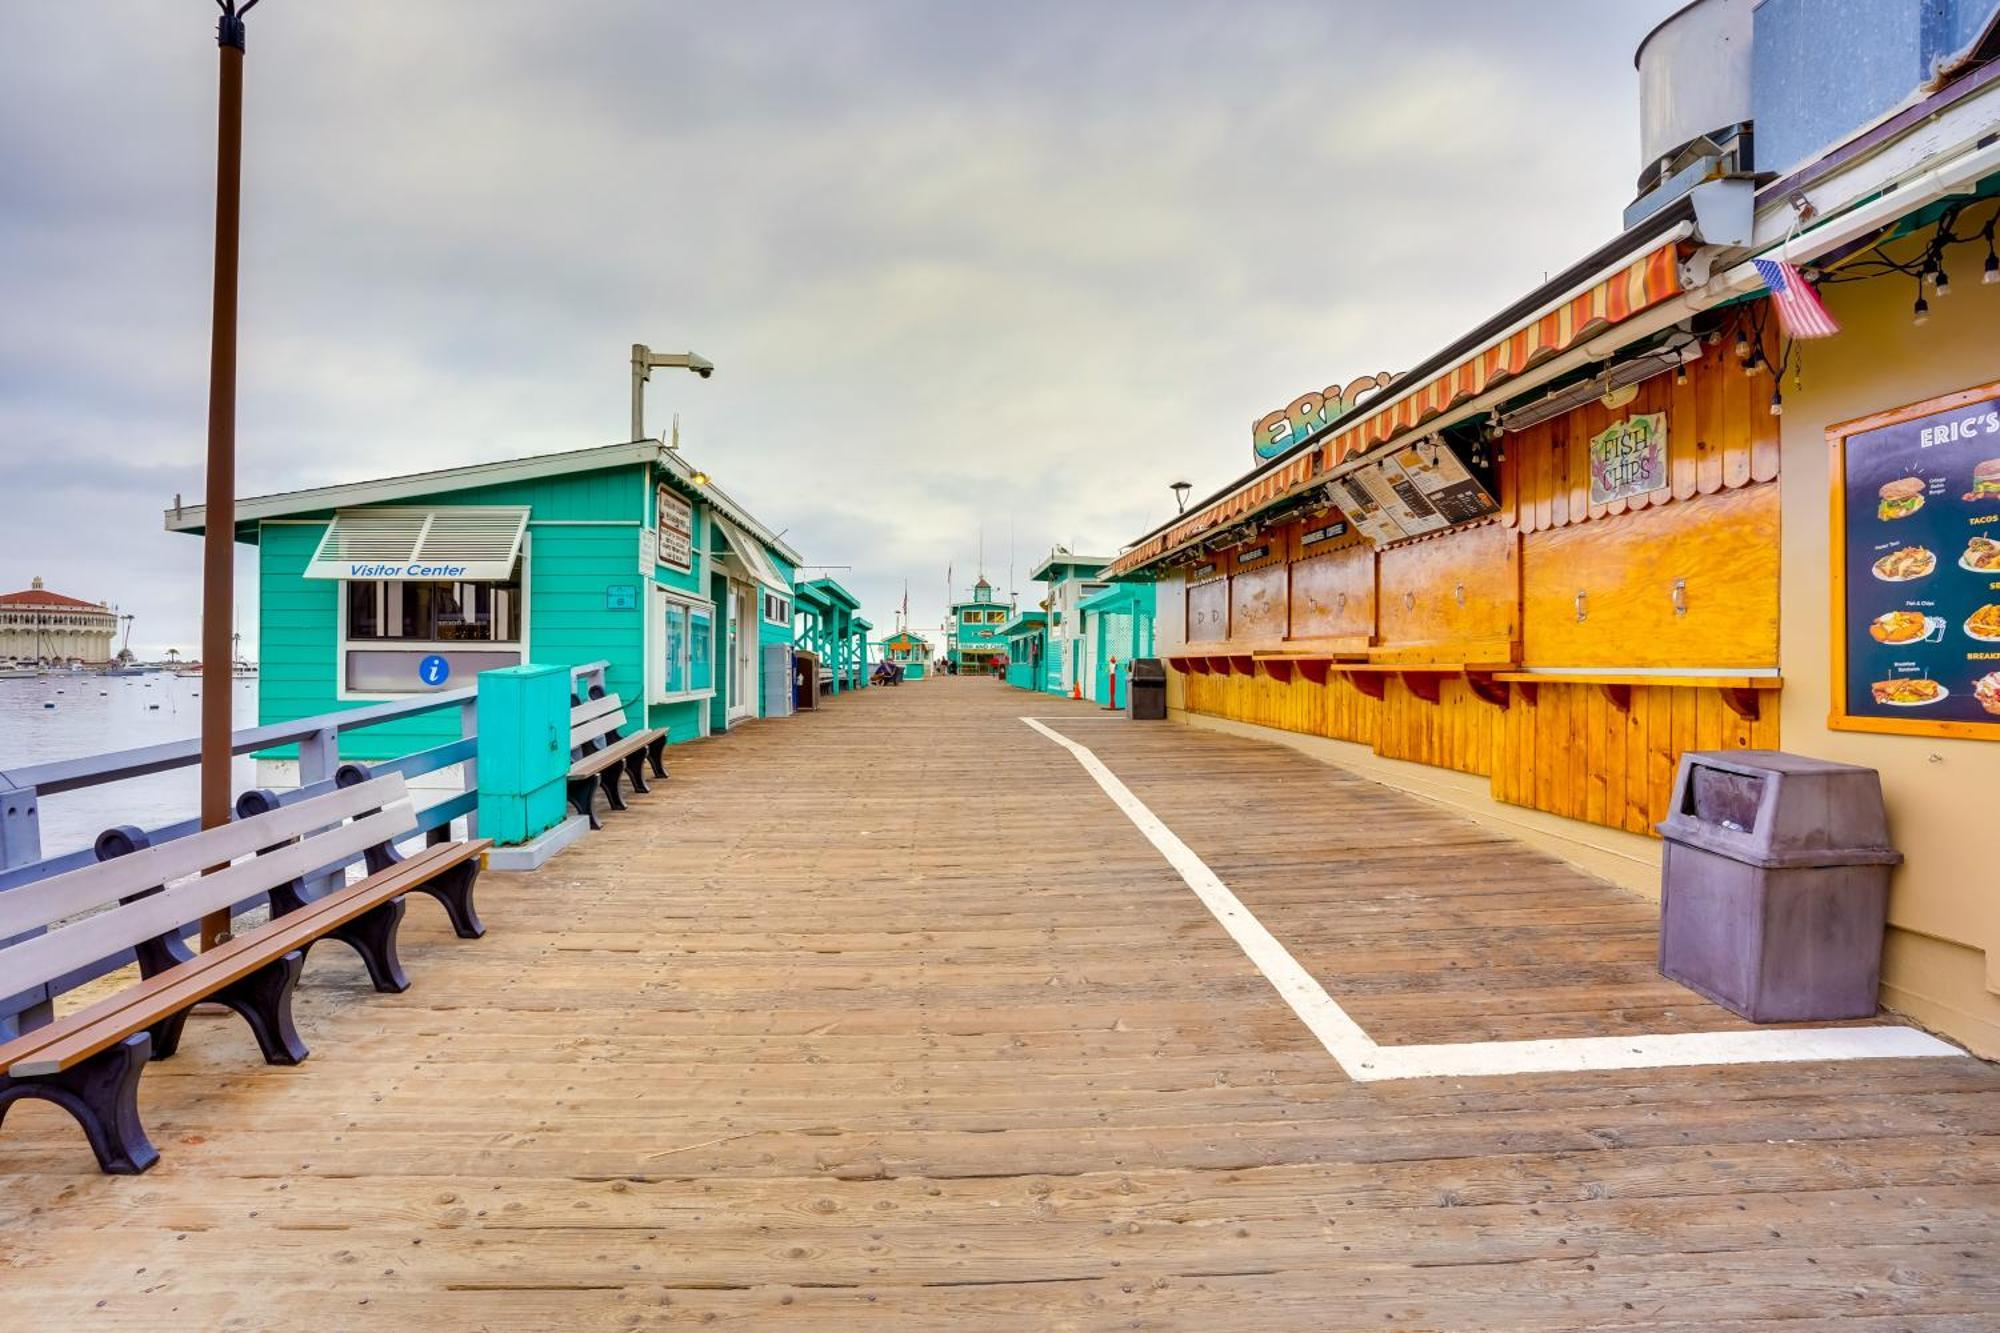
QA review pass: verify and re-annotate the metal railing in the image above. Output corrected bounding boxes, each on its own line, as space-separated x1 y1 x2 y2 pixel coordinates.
0 660 610 1037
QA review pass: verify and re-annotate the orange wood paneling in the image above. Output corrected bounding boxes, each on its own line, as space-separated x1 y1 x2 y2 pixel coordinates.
1186 579 1229 643
1288 547 1375 642
1230 564 1289 644
1496 323 1779 536
1376 524 1518 662
1521 481 1779 669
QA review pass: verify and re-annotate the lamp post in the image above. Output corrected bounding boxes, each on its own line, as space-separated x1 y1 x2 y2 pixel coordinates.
199 0 260 951
630 345 714 442
1170 480 1192 514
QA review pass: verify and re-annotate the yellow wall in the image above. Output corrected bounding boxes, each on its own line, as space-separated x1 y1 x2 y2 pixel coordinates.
1779 243 2000 1056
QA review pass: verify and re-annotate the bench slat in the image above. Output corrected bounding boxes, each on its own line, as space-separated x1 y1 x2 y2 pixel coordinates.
0 802 416 996
569 709 626 750
3 841 485 1078
569 694 622 727
567 732 647 780
0 774 411 941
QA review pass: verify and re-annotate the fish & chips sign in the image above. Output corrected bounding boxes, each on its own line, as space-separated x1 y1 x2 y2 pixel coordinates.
1253 371 1396 462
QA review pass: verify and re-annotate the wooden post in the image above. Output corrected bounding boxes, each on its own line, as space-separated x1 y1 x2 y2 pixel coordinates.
199 6 252 951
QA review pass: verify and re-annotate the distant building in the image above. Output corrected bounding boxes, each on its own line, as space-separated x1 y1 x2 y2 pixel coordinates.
946 576 1010 675
1029 551 1115 697
878 630 931 679
0 577 117 664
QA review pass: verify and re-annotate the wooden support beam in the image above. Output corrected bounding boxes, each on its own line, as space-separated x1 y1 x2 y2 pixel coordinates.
1297 659 1331 686
1598 681 1633 712
1465 671 1510 709
1263 659 1294 683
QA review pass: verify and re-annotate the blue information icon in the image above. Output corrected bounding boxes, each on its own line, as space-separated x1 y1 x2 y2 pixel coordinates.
418 654 451 686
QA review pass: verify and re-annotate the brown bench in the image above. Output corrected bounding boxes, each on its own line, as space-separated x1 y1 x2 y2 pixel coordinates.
567 691 668 830
0 772 489 1174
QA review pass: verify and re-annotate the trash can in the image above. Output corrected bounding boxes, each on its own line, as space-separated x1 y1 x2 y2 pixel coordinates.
1656 750 1901 1022
1127 658 1168 720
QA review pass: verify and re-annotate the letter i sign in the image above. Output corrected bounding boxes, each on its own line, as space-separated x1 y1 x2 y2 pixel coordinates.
418 654 451 686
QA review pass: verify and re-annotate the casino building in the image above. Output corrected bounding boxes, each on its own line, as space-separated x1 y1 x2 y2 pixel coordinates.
0 578 118 665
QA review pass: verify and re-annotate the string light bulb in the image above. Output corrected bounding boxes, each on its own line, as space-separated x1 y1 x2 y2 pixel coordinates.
1983 232 1998 284
1743 349 1763 376
1934 262 1951 298
1732 332 1751 360
1674 362 1689 387
1913 294 1930 325
1768 388 1783 417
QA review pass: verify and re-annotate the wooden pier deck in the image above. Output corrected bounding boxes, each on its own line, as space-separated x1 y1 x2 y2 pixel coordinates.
4 677 1998 1329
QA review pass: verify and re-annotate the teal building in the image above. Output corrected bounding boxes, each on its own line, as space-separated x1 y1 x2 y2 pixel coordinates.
794 578 870 695
1000 612 1048 692
946 576 1010 675
877 630 931 680
1077 582 1158 708
164 440 808 762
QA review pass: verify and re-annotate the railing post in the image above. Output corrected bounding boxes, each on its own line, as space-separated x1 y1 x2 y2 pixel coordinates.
298 725 341 898
0 779 53 1036
459 696 479 838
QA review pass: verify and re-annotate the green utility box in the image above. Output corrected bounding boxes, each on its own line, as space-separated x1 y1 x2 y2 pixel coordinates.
476 663 571 845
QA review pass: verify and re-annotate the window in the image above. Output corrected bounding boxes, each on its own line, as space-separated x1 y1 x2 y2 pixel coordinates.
656 590 715 700
346 578 522 643
986 610 1006 623
690 607 714 692
762 592 790 625
340 571 525 696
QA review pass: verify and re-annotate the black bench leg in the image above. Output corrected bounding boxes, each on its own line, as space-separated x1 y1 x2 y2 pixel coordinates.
0 1032 159 1175
416 858 486 940
600 763 629 813
329 898 410 993
147 1008 192 1061
646 735 668 780
624 749 651 795
568 776 602 831
214 949 310 1066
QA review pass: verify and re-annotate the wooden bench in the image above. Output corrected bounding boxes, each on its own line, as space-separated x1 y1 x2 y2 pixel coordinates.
0 771 490 1174
567 691 668 830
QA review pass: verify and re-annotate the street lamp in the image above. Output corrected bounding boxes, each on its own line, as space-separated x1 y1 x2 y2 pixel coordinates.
630 344 714 442
1170 480 1193 513
198 0 261 950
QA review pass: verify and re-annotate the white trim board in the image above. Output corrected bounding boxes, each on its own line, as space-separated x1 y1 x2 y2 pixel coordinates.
1019 717 1964 1083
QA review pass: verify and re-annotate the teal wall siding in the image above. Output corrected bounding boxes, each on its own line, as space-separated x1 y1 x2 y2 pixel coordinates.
252 464 650 762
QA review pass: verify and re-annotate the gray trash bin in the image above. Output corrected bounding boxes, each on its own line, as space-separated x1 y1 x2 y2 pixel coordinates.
1657 750 1901 1022
1127 659 1167 720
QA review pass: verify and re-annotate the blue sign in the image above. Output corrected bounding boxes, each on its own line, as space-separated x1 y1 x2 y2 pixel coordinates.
605 584 638 611
418 654 451 686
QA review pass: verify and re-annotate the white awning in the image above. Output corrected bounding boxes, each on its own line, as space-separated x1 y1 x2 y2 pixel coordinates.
709 513 790 596
305 507 530 581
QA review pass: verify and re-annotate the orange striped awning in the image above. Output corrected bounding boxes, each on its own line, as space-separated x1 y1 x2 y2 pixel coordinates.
1106 240 1684 578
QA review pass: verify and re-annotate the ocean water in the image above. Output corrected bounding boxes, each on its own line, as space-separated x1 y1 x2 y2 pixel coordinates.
0 672 260 863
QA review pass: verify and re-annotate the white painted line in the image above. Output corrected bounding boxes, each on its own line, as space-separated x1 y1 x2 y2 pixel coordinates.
1022 717 1966 1082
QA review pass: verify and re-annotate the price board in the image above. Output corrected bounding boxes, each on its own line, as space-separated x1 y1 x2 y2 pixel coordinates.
1830 379 2000 738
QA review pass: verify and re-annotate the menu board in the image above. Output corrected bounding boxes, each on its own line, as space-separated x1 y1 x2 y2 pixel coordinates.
1834 382 2000 736
1333 440 1500 545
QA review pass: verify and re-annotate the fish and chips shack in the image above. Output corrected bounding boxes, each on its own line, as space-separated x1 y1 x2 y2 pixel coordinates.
1108 0 2000 1054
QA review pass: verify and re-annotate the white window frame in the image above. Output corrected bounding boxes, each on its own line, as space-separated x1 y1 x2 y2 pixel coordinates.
334 534 531 702
762 591 790 627
647 583 718 706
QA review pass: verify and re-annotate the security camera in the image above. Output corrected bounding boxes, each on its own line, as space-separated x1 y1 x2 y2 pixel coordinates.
687 354 715 379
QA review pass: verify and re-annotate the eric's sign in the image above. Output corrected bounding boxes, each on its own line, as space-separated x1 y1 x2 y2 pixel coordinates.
1253 372 1395 462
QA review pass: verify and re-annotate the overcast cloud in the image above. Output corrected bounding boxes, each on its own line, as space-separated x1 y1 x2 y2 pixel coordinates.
1 1 1678 655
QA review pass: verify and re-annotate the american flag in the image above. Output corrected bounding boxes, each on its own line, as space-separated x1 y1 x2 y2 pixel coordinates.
1753 258 1841 339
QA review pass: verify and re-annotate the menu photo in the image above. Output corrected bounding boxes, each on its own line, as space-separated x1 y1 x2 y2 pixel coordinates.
1836 381 2000 734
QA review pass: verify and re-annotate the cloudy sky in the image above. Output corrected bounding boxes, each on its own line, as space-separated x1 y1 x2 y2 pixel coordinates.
0 1 1677 656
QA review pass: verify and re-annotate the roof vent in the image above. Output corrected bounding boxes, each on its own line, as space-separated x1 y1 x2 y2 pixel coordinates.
1625 0 1756 231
